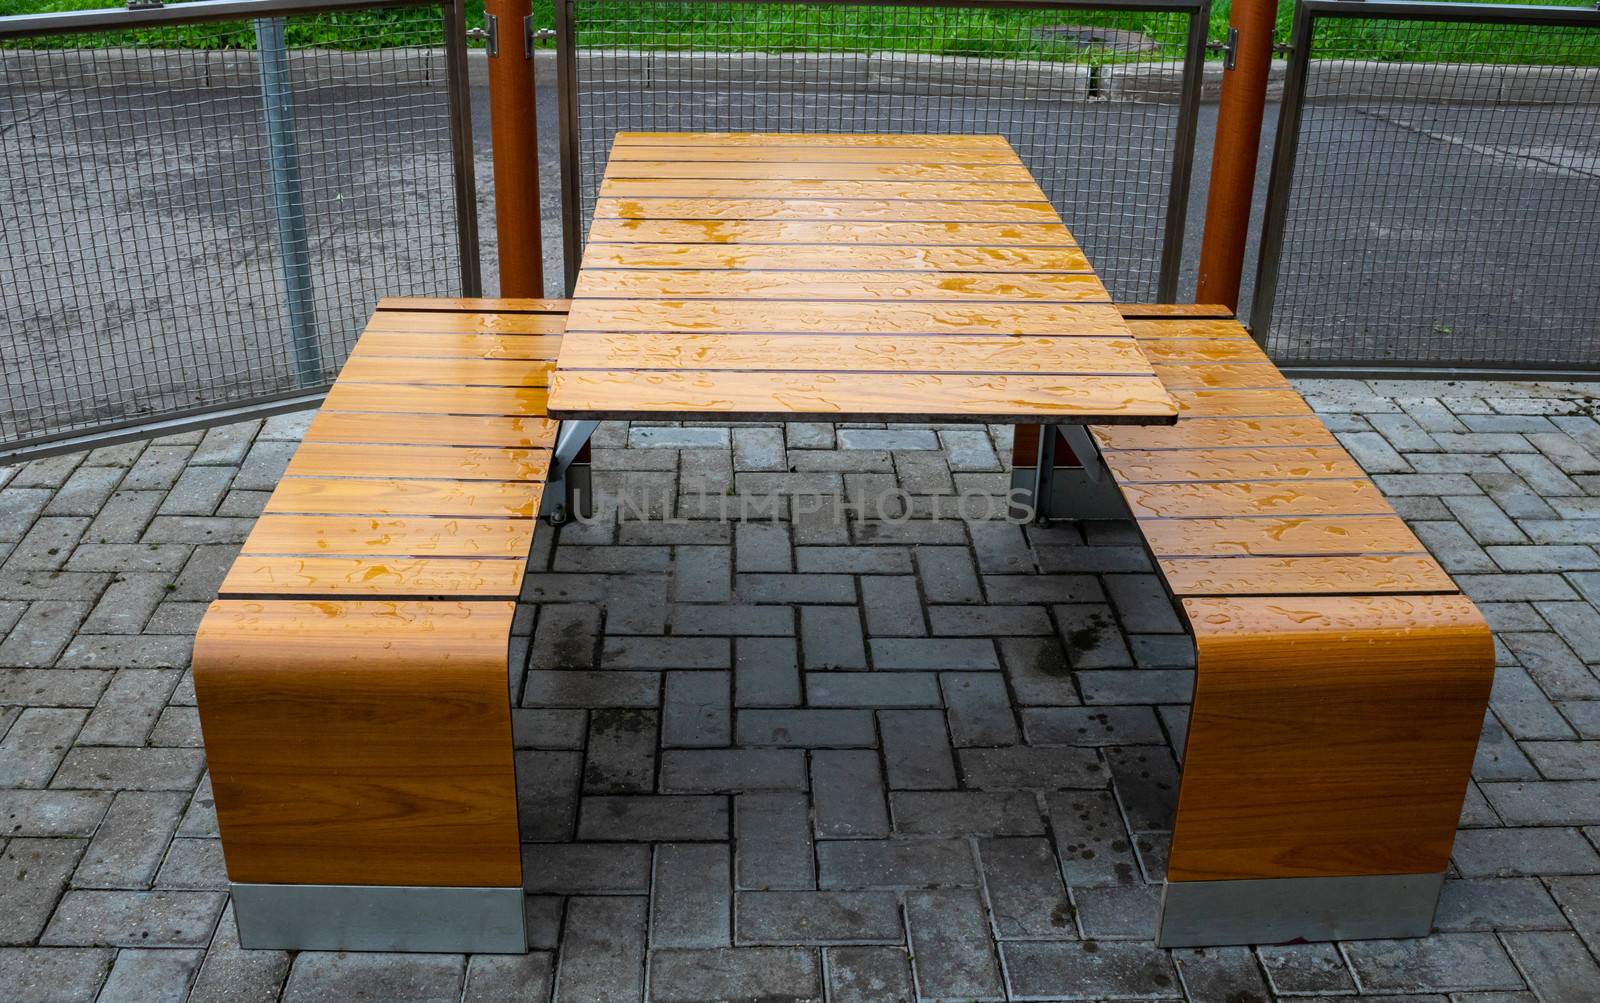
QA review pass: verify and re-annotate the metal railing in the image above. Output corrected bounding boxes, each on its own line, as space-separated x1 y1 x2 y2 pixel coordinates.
552 0 1210 302
0 0 480 460
1252 0 1600 377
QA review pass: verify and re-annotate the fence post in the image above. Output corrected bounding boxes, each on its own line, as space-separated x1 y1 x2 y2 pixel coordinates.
443 0 483 297
254 16 321 388
485 0 544 297
1194 0 1277 312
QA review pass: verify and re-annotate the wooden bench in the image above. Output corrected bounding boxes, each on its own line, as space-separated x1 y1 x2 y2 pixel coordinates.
1014 304 1495 947
192 297 576 952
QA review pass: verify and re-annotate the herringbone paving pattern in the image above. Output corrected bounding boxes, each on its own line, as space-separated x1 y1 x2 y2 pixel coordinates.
2 379 1600 1000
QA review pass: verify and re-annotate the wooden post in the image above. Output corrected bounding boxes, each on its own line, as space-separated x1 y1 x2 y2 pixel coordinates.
485 0 544 297
1194 0 1277 311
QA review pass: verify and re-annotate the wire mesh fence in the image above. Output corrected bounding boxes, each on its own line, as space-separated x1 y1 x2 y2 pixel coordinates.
1254 1 1600 374
0 0 476 456
556 0 1207 302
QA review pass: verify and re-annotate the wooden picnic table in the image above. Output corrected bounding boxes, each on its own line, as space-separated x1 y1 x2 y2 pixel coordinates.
545 132 1180 428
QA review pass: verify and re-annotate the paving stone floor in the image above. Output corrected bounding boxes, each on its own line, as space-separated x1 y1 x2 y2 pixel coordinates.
4 378 1600 1001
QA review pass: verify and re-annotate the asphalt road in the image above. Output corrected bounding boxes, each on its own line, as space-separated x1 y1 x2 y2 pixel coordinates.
4 61 1596 447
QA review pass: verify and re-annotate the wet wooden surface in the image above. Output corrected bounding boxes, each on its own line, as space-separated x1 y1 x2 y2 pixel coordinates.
1094 306 1493 886
551 132 1177 426
195 299 572 890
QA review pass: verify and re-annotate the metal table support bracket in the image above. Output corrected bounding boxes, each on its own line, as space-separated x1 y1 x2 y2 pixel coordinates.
541 419 599 524
1010 425 1130 524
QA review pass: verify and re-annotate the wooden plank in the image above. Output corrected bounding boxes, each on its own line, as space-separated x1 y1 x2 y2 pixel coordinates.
242 515 535 558
377 296 570 314
595 198 1059 223
556 334 1155 375
613 131 1012 148
606 145 1024 164
322 384 549 417
1100 446 1364 483
565 299 1128 336
601 160 1036 181
579 243 1093 273
599 178 1048 202
1169 594 1491 881
264 478 541 518
585 219 1076 246
1137 515 1426 558
1134 339 1273 364
1174 389 1315 418
365 312 568 335
1151 364 1290 390
546 370 1177 424
352 333 564 360
194 599 522 886
305 412 557 449
284 442 550 482
571 269 1108 303
1092 418 1339 451
219 556 526 598
1118 304 1236 320
1121 479 1393 520
1126 318 1250 339
336 357 554 387
1158 555 1456 597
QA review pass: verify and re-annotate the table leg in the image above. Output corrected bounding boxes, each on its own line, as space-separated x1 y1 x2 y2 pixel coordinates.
1010 425 1128 523
541 419 599 524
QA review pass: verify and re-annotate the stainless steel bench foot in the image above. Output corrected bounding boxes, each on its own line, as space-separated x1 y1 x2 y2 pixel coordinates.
542 419 599 524
1156 872 1444 948
231 882 527 953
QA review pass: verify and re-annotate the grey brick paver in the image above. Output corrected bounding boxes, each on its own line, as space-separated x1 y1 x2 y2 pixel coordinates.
281 952 463 1003
10 385 1600 999
905 889 1004 1001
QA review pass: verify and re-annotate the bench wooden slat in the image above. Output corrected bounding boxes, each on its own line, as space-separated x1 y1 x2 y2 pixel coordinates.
336 357 554 387
599 178 1049 202
219 556 527 598
1151 364 1290 390
376 296 571 314
264 478 542 518
284 443 550 482
352 334 563 360
1139 515 1427 558
565 300 1127 336
585 219 1077 247
1158 555 1456 597
571 269 1108 303
601 161 1037 181
580 243 1093 273
1101 446 1365 483
365 312 568 334
305 412 557 449
594 198 1059 223
1121 479 1394 520
555 333 1154 376
323 384 550 417
1132 339 1273 364
242 515 536 558
1173 389 1315 418
1093 417 1339 451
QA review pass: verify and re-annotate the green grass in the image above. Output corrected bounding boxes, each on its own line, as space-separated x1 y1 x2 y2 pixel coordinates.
3 0 1599 66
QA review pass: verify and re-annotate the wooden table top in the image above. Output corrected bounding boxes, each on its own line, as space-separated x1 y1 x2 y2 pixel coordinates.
546 132 1179 426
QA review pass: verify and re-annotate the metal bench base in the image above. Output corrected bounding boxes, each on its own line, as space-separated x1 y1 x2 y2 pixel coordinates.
1157 871 1444 948
232 882 526 953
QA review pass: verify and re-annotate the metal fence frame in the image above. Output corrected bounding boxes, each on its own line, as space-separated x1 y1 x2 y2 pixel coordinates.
0 0 480 461
1251 0 1600 380
552 0 1210 300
